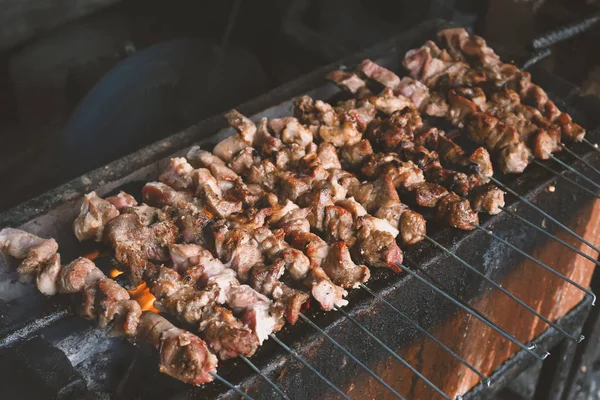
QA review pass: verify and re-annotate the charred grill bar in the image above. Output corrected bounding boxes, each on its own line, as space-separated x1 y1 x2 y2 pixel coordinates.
0 20 599 400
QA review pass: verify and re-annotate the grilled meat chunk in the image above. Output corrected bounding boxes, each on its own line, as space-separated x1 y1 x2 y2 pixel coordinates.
410 182 449 208
105 191 138 211
306 266 349 310
323 205 356 245
469 184 505 215
199 305 260 360
0 228 59 284
136 311 218 385
159 157 195 190
73 192 120 242
399 210 427 246
436 193 478 230
104 213 178 285
338 139 374 169
321 241 370 288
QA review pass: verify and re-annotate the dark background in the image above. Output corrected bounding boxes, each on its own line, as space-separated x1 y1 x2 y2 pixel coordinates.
1 0 599 213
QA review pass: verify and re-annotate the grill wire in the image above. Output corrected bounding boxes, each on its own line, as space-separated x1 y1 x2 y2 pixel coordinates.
217 156 598 399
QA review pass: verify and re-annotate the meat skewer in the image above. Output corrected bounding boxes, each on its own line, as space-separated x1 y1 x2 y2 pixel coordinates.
154 152 349 314
292 97 496 229
217 112 406 270
400 29 586 173
74 192 282 358
0 228 218 385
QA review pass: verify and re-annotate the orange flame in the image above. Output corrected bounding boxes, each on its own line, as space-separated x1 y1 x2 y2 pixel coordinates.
83 250 101 260
109 268 124 278
127 282 159 313
109 269 158 313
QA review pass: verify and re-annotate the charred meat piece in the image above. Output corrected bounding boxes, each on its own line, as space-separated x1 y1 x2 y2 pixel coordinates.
321 241 370 288
104 213 178 285
57 257 104 294
287 231 329 270
297 188 335 232
142 182 194 209
327 70 373 98
159 157 195 190
306 266 349 310
199 305 260 360
136 311 218 385
319 121 363 147
254 226 311 280
436 193 478 230
105 191 138 211
323 205 356 245
469 184 505 215
187 147 239 191
193 168 242 218
354 228 403 272
225 110 257 144
249 262 309 324
338 139 374 169
0 228 59 284
359 59 401 89
212 223 263 282
73 192 120 242
317 142 342 170
399 211 427 246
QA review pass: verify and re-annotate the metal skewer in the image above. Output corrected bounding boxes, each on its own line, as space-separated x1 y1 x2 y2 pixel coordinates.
210 372 255 400
490 177 600 255
270 334 351 400
298 313 406 400
548 155 600 190
558 143 600 176
471 222 596 306
582 138 600 153
500 206 600 268
531 160 600 198
358 283 490 386
399 261 549 360
334 305 452 400
425 234 583 343
240 355 289 399
521 48 552 70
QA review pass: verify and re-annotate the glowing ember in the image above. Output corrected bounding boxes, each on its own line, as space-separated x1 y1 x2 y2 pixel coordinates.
108 269 157 312
128 282 158 313
109 268 124 278
83 250 100 260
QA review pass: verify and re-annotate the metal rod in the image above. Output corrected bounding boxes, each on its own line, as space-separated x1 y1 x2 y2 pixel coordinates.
240 355 289 400
582 138 600 154
210 372 255 400
490 177 600 255
521 48 552 70
558 143 600 176
398 261 549 360
531 160 600 198
532 13 600 50
298 313 406 400
358 283 490 387
471 218 596 306
334 305 451 400
500 206 600 268
425 233 582 343
269 334 351 400
548 155 600 190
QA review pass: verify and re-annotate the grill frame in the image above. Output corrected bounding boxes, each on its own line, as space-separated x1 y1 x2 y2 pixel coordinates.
0 19 599 399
